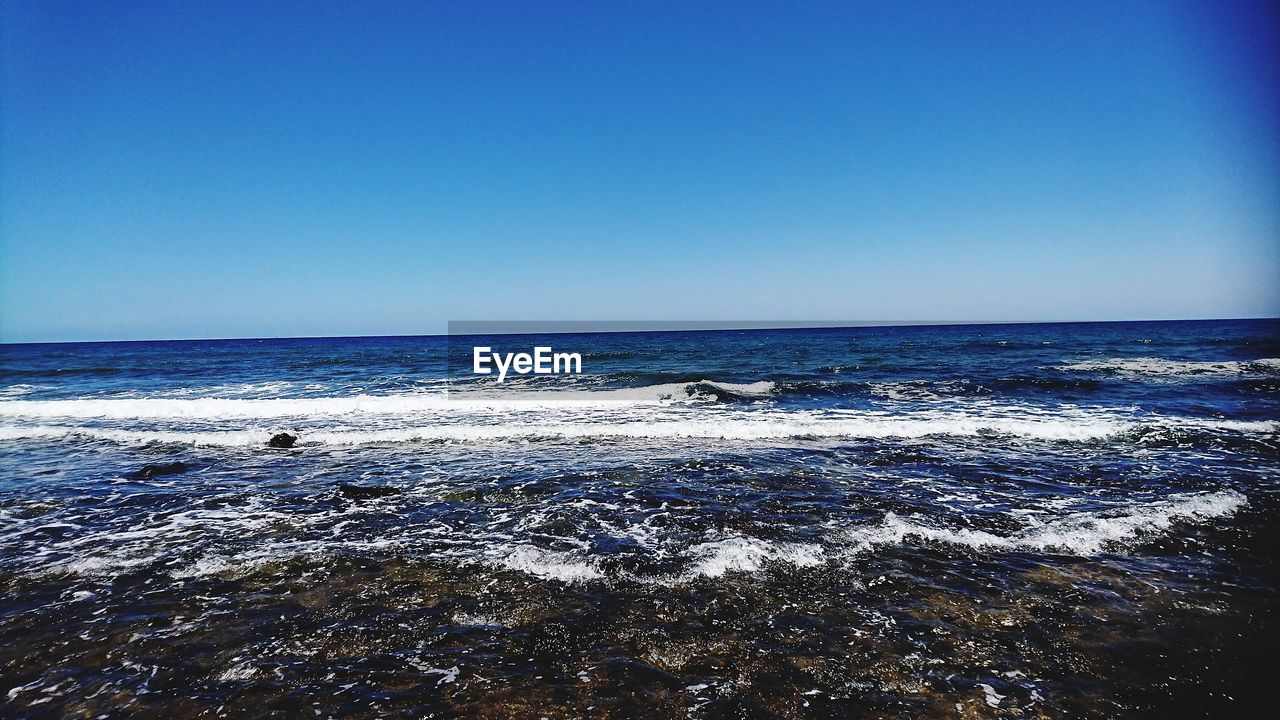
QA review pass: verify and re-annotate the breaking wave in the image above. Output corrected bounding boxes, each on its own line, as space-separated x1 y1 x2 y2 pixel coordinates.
0 413 1272 448
0 381 779 420
838 490 1247 556
10 489 1245 585
1061 357 1280 378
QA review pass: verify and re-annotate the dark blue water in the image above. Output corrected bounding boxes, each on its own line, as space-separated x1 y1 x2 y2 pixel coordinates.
1 320 1277 718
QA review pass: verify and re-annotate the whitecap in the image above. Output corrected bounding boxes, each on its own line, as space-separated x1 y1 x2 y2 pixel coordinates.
1060 357 1280 378
837 490 1246 556
493 545 603 583
685 536 825 578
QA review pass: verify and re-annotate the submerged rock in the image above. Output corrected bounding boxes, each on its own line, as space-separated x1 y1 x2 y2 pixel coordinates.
125 462 189 479
268 433 298 449
338 483 402 500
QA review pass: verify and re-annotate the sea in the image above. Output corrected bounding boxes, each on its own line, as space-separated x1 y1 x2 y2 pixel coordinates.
1 319 1277 718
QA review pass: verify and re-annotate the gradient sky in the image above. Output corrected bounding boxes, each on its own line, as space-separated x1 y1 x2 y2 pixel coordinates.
1 0 1277 342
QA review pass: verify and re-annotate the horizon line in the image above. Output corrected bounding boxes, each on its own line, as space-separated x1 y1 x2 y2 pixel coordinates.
2 316 1277 347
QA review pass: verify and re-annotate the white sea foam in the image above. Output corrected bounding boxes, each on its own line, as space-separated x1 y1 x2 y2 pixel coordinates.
0 384 43 398
1167 418 1278 434
698 380 776 397
1 413 1272 447
1060 357 1280 378
0 381 765 421
451 612 502 627
494 545 603 583
0 416 1122 445
26 498 306 578
5 487 1249 584
218 661 259 682
51 549 158 577
868 381 953 402
161 381 304 399
419 665 460 686
838 490 1246 556
686 536 825 578
0 394 452 420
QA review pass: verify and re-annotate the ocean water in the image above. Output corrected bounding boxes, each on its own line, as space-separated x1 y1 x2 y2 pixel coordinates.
1 319 1277 718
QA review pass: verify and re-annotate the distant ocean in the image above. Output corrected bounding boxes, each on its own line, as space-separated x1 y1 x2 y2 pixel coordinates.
1 320 1277 718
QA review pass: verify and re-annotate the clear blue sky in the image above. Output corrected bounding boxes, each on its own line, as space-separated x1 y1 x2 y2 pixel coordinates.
2 0 1277 342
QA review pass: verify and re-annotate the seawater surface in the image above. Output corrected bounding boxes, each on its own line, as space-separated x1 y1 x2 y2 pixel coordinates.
1 320 1277 718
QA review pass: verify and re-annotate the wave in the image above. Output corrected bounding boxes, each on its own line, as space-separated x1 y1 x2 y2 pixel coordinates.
685 536 825 578
0 395 455 420
0 381 778 420
7 484 1247 585
685 380 775 400
0 384 44 398
1122 424 1280 454
667 491 1248 581
493 545 604 583
838 490 1245 556
1060 357 1280 378
2 415 1272 447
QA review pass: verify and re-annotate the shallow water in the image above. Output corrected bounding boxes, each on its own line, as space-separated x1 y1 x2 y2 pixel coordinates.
1 320 1277 717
